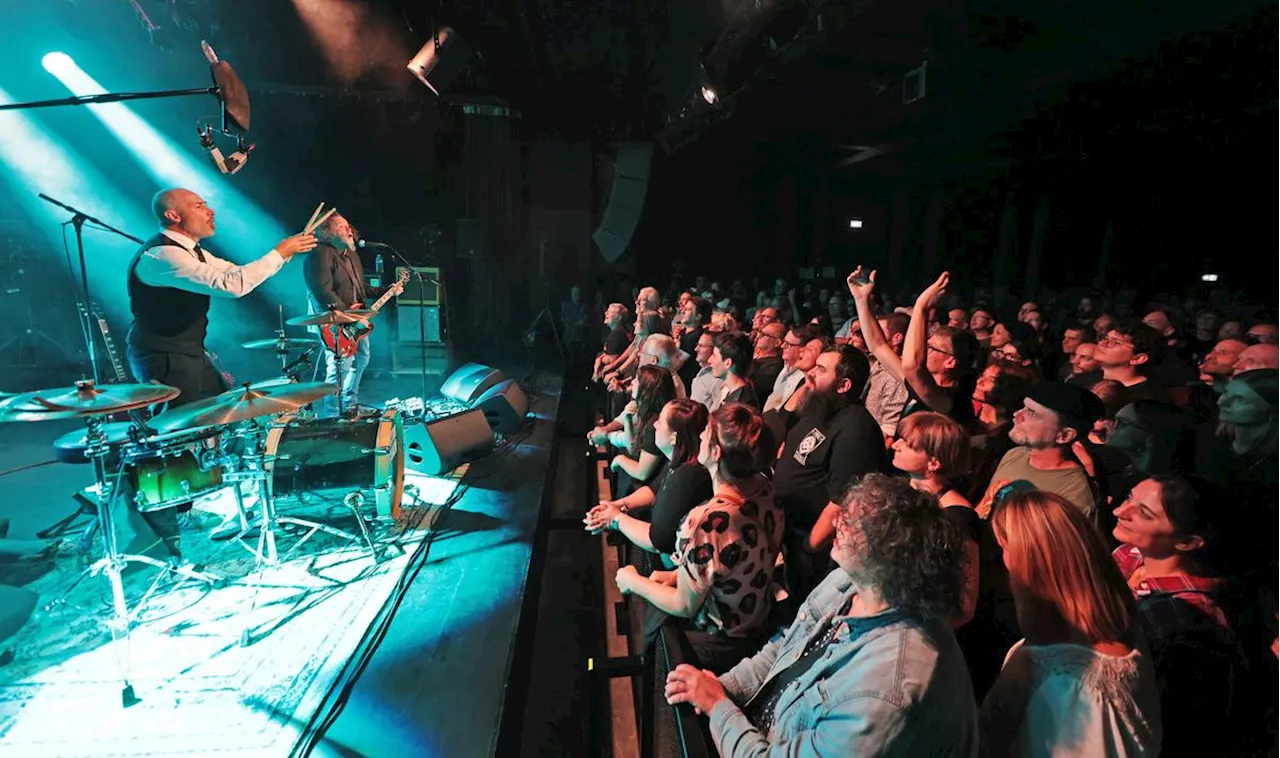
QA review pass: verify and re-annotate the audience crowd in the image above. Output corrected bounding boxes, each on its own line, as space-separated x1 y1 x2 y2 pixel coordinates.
578 270 1278 757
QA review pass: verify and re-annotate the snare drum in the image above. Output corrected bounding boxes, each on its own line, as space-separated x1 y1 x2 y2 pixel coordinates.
126 426 226 512
264 409 404 521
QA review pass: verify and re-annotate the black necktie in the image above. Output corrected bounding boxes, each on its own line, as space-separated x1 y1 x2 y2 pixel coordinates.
192 244 206 263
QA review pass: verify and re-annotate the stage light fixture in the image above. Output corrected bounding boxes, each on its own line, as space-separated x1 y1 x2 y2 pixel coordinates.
700 86 718 105
848 219 864 229
407 26 472 96
1201 273 1219 282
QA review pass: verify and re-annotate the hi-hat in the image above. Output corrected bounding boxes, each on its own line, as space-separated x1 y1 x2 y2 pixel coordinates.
242 336 322 351
148 381 335 432
0 380 179 422
286 310 373 328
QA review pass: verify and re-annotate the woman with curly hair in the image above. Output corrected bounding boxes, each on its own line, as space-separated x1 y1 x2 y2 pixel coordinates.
982 490 1162 757
665 473 978 755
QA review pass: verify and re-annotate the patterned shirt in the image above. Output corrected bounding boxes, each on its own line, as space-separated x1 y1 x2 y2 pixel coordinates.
861 360 909 437
1112 544 1228 646
673 477 784 638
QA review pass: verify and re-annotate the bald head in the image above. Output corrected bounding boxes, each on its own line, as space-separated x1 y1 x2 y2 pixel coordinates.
152 188 215 240
1234 343 1280 376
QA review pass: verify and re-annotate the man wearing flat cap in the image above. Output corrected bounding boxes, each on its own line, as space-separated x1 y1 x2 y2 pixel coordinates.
975 382 1103 520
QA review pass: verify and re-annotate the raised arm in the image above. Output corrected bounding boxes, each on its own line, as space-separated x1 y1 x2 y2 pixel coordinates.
847 267 904 380
900 272 954 415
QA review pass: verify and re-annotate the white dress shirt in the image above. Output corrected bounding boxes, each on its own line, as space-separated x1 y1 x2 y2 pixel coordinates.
134 229 284 298
690 365 724 410
763 364 806 413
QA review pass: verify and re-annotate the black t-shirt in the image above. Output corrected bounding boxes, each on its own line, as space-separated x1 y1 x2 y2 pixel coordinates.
749 355 784 406
617 423 664 497
604 325 632 356
648 463 714 555
678 326 703 356
723 381 760 410
901 381 977 434
773 402 886 535
945 503 1020 699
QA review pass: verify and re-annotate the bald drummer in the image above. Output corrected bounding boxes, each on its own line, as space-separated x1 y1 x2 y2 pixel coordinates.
126 188 317 405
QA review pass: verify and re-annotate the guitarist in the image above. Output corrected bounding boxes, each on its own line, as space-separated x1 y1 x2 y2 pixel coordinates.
304 212 402 418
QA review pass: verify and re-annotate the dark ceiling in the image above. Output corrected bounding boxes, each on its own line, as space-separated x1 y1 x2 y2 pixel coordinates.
5 0 1272 201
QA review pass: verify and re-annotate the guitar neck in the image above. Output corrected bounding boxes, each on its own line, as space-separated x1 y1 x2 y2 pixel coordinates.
366 276 407 314
89 305 128 383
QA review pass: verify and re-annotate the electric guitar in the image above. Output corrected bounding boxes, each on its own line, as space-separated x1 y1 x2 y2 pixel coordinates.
319 268 409 358
79 302 129 384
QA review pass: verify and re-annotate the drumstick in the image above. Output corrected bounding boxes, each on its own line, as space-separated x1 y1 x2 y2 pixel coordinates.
305 208 336 235
304 202 323 233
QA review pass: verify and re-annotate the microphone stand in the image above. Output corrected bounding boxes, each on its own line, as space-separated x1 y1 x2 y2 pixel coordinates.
36 193 143 383
369 243 434 409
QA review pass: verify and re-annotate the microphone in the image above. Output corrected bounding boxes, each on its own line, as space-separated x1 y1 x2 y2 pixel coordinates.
357 239 391 249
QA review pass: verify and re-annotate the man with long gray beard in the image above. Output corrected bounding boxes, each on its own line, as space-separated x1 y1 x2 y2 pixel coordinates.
304 211 402 418
771 345 885 604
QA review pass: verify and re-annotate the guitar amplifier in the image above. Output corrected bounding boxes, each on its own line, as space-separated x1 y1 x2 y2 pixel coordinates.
396 267 441 306
397 306 442 344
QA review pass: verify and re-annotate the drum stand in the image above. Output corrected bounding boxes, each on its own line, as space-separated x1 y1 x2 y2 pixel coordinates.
47 415 222 705
230 428 385 646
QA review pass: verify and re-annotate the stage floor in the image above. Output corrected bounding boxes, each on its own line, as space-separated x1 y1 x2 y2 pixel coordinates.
0 372 562 757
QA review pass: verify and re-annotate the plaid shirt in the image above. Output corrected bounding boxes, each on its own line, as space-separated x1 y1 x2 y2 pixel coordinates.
1112 544 1228 646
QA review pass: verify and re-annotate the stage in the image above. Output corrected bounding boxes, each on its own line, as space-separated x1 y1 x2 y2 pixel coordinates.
0 369 564 757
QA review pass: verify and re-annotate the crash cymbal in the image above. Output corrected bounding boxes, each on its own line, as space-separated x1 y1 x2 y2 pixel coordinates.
285 310 373 328
148 381 335 432
242 336 322 351
0 380 179 422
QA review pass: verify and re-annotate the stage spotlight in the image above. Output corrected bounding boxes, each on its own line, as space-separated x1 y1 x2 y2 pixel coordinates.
41 52 75 76
407 26 472 96
848 219 863 229
700 86 718 105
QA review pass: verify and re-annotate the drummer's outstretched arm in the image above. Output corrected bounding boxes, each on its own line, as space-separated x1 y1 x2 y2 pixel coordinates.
135 234 315 299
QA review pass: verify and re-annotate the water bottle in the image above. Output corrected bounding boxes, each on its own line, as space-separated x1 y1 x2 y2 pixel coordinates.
375 254 384 276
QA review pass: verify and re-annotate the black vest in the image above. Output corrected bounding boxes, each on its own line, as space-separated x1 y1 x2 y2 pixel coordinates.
126 233 211 356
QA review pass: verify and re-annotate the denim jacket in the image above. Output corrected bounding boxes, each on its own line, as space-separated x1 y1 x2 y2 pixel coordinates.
710 568 979 757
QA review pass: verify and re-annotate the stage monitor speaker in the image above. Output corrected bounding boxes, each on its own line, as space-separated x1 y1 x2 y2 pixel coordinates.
403 408 494 476
396 305 443 344
474 379 528 433
592 144 652 264
439 363 506 405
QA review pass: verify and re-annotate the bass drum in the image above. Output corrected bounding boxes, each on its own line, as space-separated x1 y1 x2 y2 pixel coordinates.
264 409 404 521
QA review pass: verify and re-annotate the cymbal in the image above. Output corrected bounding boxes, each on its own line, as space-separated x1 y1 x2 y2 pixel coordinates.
242 336 322 351
0 381 180 422
148 381 335 432
286 310 373 328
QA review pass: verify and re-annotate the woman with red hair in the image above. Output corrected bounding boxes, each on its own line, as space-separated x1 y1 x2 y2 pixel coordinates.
981 490 1162 757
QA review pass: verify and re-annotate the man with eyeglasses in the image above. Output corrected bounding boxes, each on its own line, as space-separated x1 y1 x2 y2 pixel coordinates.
1095 323 1169 402
763 325 822 414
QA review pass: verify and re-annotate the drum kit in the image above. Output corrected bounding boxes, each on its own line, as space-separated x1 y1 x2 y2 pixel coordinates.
0 309 407 639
